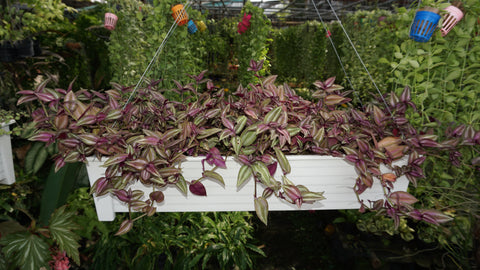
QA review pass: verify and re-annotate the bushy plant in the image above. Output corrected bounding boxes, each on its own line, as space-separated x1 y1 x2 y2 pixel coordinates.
18 61 479 238
234 1 272 85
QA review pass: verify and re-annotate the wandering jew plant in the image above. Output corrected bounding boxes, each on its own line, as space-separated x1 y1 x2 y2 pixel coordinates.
18 60 479 235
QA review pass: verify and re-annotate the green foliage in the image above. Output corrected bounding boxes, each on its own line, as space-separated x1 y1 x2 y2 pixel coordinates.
234 1 272 85
0 203 81 269
0 0 70 41
48 206 81 265
0 232 50 270
270 21 327 87
65 187 263 269
92 212 262 269
107 0 207 87
39 163 85 226
24 142 53 175
329 1 480 267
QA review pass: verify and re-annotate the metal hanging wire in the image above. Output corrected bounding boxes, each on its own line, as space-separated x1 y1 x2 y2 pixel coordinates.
123 1 191 109
311 0 363 108
316 0 394 115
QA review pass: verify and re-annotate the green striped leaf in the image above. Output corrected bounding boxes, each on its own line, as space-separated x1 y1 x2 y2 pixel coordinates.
274 148 290 174
254 197 269 226
237 165 252 187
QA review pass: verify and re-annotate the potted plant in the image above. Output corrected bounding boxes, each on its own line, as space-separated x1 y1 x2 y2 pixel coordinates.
18 61 467 235
0 109 16 185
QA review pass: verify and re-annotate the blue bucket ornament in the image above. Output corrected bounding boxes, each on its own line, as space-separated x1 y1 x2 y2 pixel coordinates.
187 20 197 34
409 8 441 42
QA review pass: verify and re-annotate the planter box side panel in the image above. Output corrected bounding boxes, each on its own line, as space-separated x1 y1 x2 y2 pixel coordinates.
0 123 15 185
86 156 409 221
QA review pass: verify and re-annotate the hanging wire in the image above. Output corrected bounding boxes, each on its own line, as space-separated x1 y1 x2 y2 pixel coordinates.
123 1 191 109
311 0 363 108
323 0 393 115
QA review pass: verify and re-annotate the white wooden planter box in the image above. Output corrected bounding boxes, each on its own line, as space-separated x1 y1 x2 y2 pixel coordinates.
0 121 15 185
86 155 409 221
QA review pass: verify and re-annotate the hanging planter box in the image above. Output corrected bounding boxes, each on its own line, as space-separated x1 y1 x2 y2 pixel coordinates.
0 121 16 185
171 4 188 26
187 20 197 34
409 7 441 42
104 12 118 31
86 155 409 221
441 5 464 36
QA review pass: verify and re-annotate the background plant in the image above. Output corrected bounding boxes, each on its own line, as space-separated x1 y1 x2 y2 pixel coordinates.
270 21 327 88
66 187 263 269
234 1 272 85
107 0 207 87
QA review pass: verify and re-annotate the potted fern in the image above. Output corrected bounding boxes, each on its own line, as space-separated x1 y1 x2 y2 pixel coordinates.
18 61 467 234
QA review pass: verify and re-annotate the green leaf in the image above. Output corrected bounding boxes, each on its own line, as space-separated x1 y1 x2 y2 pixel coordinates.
176 175 188 195
245 243 266 257
24 142 48 174
408 59 419 68
237 165 252 188
39 163 83 226
240 130 257 146
274 148 290 174
234 115 248 134
203 170 225 186
445 70 461 81
0 232 50 270
263 106 282 123
254 197 269 225
251 162 273 186
49 205 81 265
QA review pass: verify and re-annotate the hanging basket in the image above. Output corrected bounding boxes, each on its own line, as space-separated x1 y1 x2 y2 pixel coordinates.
86 155 409 221
104 12 118 31
0 121 16 185
441 5 464 36
409 8 441 42
171 4 188 26
196 20 207 32
187 20 197 34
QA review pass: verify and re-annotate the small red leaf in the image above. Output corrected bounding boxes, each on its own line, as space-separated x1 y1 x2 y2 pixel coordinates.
189 181 207 196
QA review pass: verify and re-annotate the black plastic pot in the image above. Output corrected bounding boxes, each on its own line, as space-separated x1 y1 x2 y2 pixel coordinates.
15 38 34 58
0 42 17 63
33 39 42 56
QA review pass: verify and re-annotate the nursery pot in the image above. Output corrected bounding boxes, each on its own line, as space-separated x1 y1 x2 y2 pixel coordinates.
104 12 118 31
14 38 34 58
0 121 16 185
441 5 464 36
0 42 17 63
409 8 441 42
86 155 409 221
171 4 188 26
187 20 197 34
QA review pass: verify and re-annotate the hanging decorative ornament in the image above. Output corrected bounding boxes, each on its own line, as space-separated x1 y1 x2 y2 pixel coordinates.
441 3 464 36
104 12 118 31
196 20 207 32
171 4 188 26
187 20 197 34
409 7 441 42
237 13 252 34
